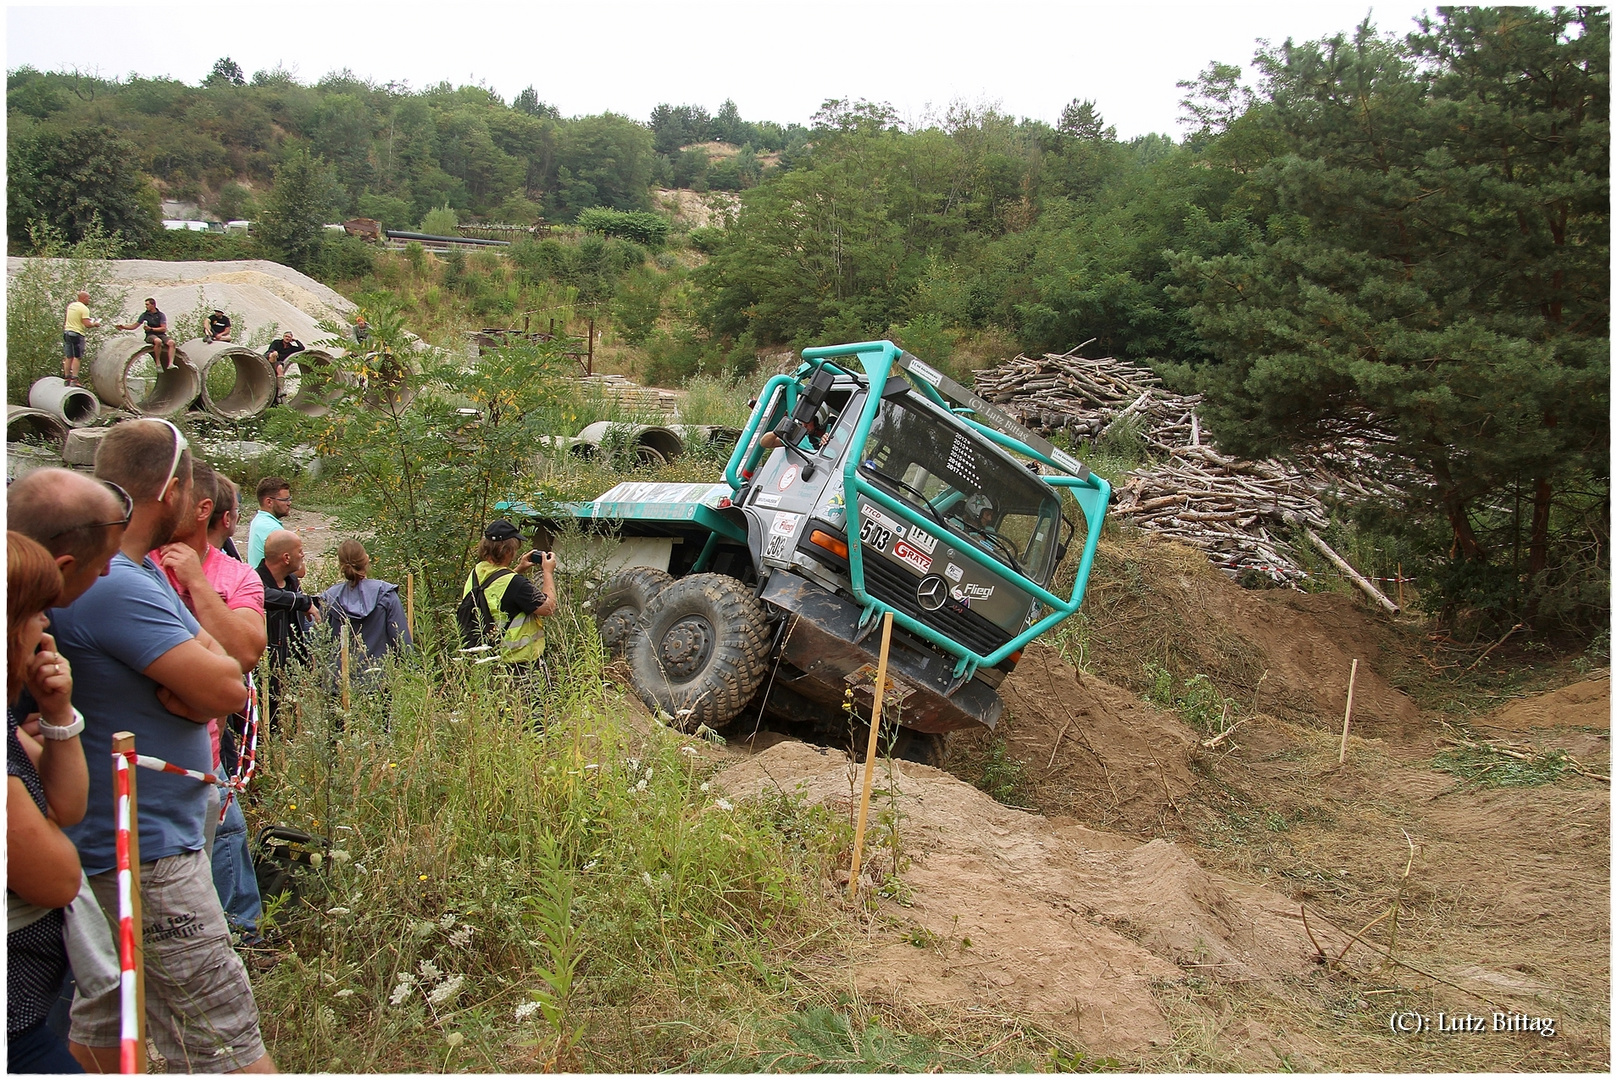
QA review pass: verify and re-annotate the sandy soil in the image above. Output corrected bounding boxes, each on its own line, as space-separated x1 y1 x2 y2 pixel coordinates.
708 537 1609 1069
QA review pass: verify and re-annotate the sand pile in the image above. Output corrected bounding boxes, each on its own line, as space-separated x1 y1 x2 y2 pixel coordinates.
718 741 1355 1055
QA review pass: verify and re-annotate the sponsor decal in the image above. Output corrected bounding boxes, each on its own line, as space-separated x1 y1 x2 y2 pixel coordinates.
755 492 781 507
891 539 933 574
906 524 938 554
1051 448 1085 475
771 512 800 536
907 359 944 386
943 562 964 582
951 582 996 603
861 504 903 535
777 465 799 491
819 489 846 526
859 516 892 552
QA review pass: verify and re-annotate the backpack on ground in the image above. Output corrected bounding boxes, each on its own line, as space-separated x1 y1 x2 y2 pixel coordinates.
455 567 513 650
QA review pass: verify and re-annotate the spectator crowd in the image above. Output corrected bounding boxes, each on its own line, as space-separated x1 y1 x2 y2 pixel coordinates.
6 419 428 1073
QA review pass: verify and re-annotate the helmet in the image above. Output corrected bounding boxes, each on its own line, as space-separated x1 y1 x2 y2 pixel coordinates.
963 492 997 522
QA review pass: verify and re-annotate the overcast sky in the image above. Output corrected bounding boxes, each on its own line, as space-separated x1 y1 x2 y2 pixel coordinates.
9 2 1437 139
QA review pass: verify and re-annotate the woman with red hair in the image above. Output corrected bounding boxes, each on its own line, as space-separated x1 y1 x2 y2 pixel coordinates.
7 530 88 1073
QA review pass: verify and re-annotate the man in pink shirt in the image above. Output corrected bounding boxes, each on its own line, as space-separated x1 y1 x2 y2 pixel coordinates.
151 461 269 947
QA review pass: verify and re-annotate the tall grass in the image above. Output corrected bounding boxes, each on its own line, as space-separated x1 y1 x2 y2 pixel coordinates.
248 599 855 1072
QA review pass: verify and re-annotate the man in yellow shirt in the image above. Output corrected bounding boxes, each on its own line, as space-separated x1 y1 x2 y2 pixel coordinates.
61 291 100 386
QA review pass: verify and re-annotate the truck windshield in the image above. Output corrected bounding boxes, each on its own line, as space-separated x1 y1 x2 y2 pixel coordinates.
858 395 1062 581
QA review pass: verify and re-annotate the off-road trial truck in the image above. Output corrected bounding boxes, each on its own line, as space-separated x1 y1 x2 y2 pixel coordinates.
502 339 1111 763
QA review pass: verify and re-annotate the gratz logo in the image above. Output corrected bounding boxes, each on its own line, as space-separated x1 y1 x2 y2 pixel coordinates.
891 540 932 574
916 575 948 611
777 465 798 491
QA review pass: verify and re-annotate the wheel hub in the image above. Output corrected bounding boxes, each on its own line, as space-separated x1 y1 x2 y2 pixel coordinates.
659 616 714 679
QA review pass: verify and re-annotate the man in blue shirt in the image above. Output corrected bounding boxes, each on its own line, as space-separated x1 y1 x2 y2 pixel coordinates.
245 476 291 568
51 419 275 1074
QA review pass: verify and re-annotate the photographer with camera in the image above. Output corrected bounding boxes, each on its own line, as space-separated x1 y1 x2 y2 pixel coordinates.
458 521 557 695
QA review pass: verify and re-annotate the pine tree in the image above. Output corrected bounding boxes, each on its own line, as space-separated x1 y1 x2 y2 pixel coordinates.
1170 9 1609 626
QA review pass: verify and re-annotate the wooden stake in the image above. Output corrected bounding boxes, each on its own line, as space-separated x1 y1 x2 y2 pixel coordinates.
1338 659 1359 764
1397 562 1404 611
339 622 351 713
848 611 895 900
112 732 148 1076
405 572 415 638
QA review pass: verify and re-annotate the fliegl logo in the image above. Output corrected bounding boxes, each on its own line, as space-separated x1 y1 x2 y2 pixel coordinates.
950 582 995 604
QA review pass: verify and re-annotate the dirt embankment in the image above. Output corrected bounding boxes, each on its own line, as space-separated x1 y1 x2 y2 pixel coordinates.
719 742 1358 1057
713 531 1608 1068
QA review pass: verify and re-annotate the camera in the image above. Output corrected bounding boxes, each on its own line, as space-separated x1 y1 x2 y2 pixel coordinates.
528 549 544 564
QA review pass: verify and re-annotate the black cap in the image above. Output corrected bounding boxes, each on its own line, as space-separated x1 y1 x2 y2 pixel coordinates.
483 519 521 541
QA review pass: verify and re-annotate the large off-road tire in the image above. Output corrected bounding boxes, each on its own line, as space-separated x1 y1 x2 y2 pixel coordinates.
592 566 674 657
625 573 771 732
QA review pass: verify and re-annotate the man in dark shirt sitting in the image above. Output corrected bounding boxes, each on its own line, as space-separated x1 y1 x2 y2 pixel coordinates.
115 298 176 372
203 309 232 343
265 332 305 376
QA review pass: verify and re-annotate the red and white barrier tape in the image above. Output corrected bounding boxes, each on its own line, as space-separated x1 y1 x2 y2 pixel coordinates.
112 751 140 1074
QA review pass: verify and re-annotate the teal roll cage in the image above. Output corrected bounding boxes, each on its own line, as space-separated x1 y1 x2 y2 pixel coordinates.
725 340 1111 683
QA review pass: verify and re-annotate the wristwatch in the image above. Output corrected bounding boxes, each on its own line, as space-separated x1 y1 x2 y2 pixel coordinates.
38 708 85 741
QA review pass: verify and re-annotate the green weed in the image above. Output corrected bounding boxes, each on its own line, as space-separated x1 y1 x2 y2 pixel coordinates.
1431 746 1572 787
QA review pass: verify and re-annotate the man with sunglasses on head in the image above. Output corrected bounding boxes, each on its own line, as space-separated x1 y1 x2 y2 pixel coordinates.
7 470 130 606
46 420 276 1074
246 476 291 570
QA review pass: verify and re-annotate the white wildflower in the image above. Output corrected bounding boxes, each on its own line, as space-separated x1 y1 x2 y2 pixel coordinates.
641 871 654 888
514 1001 541 1021
438 913 458 930
626 757 640 772
714 797 734 812
445 1031 464 1048
308 851 323 868
659 871 673 889
644 766 654 780
681 744 699 757
389 975 415 1006
417 958 441 981
448 926 473 948
699 782 710 793
428 974 464 1005
635 778 647 792
334 989 355 999
582 860 599 872
329 849 351 864
325 906 351 916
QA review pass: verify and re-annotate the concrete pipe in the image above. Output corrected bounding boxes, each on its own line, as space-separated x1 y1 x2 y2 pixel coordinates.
575 421 686 466
28 376 101 427
7 404 70 452
359 347 420 413
280 350 352 417
90 335 201 417
185 339 276 420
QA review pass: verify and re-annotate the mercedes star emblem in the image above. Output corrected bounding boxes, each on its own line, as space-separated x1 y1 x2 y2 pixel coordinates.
916 575 948 611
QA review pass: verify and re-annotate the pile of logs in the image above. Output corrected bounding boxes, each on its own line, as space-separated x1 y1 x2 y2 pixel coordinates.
974 347 1402 608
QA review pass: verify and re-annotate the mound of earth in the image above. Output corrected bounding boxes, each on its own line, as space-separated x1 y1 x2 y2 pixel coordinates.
1060 532 1420 736
7 257 355 348
717 741 1356 1057
956 644 1200 834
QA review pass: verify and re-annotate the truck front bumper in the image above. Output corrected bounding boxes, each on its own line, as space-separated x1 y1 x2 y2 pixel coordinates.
759 570 1002 734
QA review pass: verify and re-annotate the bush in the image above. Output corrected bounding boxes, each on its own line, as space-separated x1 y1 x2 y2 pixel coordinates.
311 234 378 284
6 224 127 403
575 207 671 249
419 204 459 236
131 228 264 262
